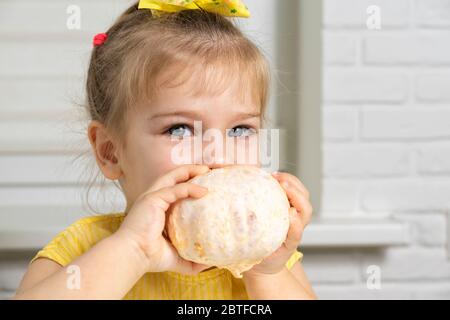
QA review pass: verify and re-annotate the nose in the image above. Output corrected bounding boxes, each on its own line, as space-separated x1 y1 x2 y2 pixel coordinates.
202 151 234 170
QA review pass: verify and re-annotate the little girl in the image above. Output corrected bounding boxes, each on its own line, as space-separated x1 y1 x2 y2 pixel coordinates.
14 0 316 300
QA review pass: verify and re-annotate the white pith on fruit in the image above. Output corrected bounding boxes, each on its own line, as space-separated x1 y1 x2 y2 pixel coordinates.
167 165 290 278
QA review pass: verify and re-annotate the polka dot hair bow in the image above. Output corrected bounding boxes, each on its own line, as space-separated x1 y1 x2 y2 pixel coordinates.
138 0 250 18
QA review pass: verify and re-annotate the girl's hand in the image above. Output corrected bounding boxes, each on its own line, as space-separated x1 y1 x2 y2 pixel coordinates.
115 164 212 275
244 171 313 276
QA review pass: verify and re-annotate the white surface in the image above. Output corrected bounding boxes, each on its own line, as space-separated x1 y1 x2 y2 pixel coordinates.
301 218 410 247
0 216 410 250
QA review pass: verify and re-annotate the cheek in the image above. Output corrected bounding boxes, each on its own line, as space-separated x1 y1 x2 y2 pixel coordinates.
124 135 173 181
168 138 200 165
143 141 179 172
154 146 181 172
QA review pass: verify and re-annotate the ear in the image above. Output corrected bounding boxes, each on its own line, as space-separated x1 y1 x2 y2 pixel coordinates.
87 120 123 180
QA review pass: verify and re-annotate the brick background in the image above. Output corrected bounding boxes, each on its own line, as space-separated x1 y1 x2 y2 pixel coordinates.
320 0 450 299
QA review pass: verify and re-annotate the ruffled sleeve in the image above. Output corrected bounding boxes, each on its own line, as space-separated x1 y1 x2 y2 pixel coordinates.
29 223 86 267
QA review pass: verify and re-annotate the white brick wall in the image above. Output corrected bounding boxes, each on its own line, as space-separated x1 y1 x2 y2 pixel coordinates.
324 71 408 103
416 73 450 102
364 33 450 65
318 0 450 299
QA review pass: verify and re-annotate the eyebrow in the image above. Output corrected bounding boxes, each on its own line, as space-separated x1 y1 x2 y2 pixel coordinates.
149 110 261 120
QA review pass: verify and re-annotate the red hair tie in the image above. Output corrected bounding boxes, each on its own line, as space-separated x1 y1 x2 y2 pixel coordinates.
93 33 108 47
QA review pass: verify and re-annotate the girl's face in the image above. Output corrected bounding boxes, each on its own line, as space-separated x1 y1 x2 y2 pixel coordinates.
117 75 263 212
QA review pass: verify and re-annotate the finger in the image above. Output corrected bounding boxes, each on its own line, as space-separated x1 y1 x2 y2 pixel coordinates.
161 241 211 275
171 252 211 275
173 260 211 275
189 262 212 274
296 194 313 227
140 182 209 213
272 172 310 199
283 207 303 251
279 181 313 227
150 164 210 192
273 171 310 199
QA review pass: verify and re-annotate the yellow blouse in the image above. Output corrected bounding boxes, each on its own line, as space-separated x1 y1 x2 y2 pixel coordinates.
30 213 303 300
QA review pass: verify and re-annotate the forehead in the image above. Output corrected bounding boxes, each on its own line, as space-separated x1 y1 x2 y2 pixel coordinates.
163 72 257 110
143 59 261 112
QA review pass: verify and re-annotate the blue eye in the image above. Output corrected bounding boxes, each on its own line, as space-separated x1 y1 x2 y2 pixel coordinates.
228 126 257 138
166 124 193 137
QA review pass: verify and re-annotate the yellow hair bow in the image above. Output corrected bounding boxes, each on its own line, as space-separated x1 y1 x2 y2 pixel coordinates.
138 0 250 18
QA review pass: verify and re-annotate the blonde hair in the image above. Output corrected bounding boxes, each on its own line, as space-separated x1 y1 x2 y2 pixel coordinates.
82 1 271 212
